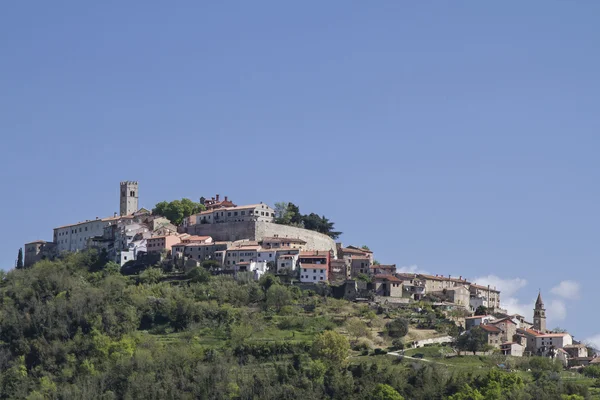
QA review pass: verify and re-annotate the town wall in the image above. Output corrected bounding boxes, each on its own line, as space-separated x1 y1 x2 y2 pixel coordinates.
189 221 337 256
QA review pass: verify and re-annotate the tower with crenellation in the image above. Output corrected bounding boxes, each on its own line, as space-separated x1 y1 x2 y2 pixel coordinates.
120 181 139 216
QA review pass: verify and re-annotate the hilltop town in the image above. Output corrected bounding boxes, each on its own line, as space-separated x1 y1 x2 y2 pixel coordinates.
22 181 597 368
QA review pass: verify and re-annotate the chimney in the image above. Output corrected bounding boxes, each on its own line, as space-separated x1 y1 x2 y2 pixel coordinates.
114 212 117 217
224 196 228 201
459 275 462 280
216 194 220 201
448 274 451 279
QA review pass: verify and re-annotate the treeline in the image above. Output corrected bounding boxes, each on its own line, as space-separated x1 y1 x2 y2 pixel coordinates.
0 251 593 399
274 202 342 239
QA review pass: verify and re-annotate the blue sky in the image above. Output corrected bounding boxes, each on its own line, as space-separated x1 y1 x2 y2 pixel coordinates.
1 2 599 342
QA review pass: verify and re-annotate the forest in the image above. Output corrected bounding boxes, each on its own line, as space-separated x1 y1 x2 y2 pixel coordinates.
0 250 596 399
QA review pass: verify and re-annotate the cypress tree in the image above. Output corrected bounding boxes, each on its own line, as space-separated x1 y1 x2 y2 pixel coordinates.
16 248 23 269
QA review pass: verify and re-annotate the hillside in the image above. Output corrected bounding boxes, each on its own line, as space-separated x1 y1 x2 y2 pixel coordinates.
0 251 598 399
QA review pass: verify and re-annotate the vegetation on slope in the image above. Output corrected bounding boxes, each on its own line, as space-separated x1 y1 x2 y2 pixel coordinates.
0 250 597 399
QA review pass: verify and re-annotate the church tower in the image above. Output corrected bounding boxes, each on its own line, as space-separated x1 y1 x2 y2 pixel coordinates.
120 181 139 216
533 291 547 332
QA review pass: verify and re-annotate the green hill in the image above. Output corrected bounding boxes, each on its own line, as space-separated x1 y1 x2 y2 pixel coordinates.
0 250 597 399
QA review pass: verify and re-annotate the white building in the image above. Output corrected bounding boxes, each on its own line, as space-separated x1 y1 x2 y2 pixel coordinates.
535 333 573 356
299 263 328 283
194 203 275 225
53 215 134 253
277 254 299 272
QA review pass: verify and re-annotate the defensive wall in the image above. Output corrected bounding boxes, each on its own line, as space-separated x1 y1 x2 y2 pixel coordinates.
189 221 337 256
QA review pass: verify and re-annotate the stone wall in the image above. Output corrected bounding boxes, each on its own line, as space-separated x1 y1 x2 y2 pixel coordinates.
189 221 338 256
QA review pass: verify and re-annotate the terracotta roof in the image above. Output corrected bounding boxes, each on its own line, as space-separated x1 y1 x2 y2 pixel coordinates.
491 317 517 325
480 325 502 333
373 274 402 283
418 274 469 283
345 246 373 253
349 256 371 260
229 246 260 251
470 283 500 292
590 357 600 364
371 264 396 269
340 247 370 255
299 263 328 269
518 328 544 337
26 240 48 244
540 333 570 338
182 235 212 242
237 262 250 266
212 204 273 212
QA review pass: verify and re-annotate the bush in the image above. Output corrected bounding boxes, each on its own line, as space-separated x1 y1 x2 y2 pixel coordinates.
392 338 404 350
386 318 409 338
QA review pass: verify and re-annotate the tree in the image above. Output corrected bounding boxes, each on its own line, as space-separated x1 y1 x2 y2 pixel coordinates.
265 285 292 312
273 202 341 238
187 266 211 283
456 326 490 355
372 384 405 400
346 317 370 344
138 267 163 284
16 248 23 269
474 306 488 316
361 245 371 251
386 318 409 339
152 198 205 225
312 330 350 365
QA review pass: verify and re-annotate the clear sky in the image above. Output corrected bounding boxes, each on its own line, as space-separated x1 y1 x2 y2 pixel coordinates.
1 2 599 343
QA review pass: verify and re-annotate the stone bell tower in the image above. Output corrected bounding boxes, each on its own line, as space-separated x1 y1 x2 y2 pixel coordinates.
533 290 547 333
120 181 139 216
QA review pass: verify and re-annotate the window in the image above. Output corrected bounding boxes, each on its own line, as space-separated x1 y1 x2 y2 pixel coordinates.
313 276 316 280
228 212 231 216
241 211 245 215
234 212 238 216
130 191 135 197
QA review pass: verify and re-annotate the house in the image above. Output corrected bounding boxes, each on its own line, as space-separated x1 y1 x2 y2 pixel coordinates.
396 273 426 300
329 258 350 282
53 214 134 253
277 254 299 273
480 325 502 348
349 256 372 277
469 283 501 310
202 194 236 210
256 248 277 264
445 285 470 307
500 342 524 357
517 328 545 355
372 275 403 297
211 203 275 224
563 344 589 359
370 264 397 275
172 241 230 264
24 240 57 267
260 236 307 250
224 245 261 267
146 234 182 255
535 332 573 356
337 245 374 264
299 264 328 283
418 274 470 293
465 315 495 330
490 317 518 343
181 235 213 244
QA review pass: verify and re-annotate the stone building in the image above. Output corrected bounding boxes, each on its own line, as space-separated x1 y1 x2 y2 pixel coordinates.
120 181 139 216
469 283 501 310
23 240 57 267
533 291 547 333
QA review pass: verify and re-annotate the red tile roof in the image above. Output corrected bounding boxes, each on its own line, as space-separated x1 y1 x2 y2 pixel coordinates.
480 325 502 333
373 274 402 283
